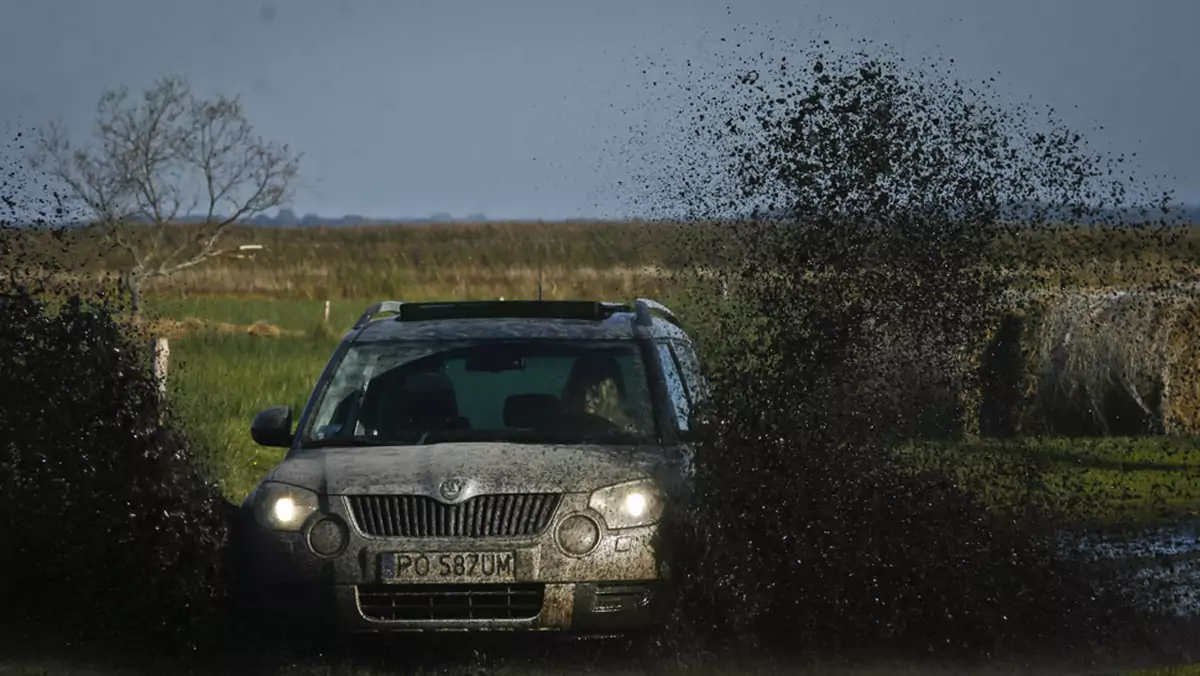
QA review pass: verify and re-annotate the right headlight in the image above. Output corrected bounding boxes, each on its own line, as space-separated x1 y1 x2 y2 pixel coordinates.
588 479 665 530
252 481 320 532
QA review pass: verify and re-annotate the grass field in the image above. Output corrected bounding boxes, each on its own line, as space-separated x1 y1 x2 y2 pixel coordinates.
30 218 1193 519
9 217 1200 675
14 219 1200 300
902 437 1200 527
174 322 1200 521
91 219 1190 521
163 330 336 498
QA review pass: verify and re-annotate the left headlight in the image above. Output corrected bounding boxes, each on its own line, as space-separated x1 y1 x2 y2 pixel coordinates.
252 481 320 532
588 479 664 530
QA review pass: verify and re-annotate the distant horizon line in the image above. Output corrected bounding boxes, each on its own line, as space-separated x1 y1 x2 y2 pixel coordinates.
234 202 1200 224
10 200 1200 229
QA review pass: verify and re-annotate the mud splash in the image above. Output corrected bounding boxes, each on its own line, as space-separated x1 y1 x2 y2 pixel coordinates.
621 35 1189 661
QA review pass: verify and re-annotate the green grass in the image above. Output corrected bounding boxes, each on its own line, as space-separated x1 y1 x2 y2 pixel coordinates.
901 436 1200 527
1128 666 1200 676
146 295 367 334
145 287 1200 527
162 311 1200 526
166 330 339 500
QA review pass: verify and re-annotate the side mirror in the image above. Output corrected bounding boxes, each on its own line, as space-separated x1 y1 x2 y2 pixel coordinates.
250 406 294 448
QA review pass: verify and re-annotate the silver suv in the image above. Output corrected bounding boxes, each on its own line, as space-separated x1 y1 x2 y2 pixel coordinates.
233 299 707 634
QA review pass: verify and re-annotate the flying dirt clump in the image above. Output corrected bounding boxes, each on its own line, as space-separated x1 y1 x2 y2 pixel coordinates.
621 35 1180 659
0 141 234 659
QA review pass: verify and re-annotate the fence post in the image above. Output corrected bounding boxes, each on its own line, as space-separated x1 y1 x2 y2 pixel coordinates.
323 300 331 323
152 337 169 400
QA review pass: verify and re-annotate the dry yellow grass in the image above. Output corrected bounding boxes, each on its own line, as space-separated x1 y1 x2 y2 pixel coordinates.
977 286 1200 437
140 315 300 340
1166 300 1200 435
9 219 1199 302
139 263 672 301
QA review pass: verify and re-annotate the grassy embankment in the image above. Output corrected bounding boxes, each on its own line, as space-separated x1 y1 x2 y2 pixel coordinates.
30 219 1200 517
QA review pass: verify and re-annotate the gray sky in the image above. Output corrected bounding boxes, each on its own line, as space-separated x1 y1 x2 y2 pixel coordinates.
2 0 1197 220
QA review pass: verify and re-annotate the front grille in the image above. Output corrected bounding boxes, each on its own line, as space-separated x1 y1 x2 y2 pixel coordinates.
357 583 544 621
346 493 562 538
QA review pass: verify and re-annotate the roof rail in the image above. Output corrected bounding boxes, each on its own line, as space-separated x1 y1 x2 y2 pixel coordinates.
392 300 628 323
353 300 404 329
633 298 681 327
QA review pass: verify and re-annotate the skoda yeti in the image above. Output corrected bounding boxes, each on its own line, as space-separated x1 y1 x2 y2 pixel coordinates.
233 299 706 634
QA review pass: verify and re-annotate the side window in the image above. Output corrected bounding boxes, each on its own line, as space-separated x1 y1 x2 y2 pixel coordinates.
670 338 708 404
311 348 375 439
655 341 692 432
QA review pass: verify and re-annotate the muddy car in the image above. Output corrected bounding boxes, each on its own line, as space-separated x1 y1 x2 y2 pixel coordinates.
233 299 707 634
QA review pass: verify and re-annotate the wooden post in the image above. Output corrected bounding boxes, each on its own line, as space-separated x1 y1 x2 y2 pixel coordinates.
323 300 331 323
152 337 169 399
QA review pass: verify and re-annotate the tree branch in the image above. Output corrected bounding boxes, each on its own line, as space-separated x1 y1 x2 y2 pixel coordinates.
32 74 302 290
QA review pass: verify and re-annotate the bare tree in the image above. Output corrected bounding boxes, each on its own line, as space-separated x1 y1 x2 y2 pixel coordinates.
33 75 301 316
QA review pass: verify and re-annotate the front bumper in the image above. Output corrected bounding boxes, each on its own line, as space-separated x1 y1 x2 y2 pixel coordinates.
246 580 660 633
235 492 665 633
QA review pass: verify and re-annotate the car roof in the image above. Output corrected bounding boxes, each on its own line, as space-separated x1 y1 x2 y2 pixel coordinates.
353 315 638 342
347 300 689 343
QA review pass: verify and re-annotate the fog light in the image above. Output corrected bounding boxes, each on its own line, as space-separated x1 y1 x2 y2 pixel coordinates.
556 514 600 556
308 516 348 557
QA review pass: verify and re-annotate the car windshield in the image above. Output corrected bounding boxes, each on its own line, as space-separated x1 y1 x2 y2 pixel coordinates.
300 338 658 447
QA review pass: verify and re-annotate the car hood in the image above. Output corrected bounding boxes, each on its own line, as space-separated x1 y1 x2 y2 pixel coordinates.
265 442 673 497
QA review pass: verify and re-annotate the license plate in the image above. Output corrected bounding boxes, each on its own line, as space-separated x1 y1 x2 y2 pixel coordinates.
379 552 516 583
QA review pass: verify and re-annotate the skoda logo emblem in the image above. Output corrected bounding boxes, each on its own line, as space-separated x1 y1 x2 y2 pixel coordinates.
440 478 465 501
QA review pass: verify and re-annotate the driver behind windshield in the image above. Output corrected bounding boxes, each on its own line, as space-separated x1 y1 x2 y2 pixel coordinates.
561 355 638 431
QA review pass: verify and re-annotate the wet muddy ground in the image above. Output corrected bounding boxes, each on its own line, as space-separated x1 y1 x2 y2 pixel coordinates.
2 635 1200 676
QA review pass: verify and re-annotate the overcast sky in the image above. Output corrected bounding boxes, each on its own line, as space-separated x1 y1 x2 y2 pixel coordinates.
2 0 1197 220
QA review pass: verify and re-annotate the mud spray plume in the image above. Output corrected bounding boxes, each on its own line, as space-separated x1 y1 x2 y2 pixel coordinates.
614 33 1191 664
